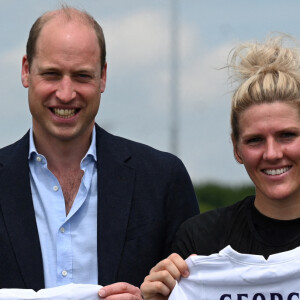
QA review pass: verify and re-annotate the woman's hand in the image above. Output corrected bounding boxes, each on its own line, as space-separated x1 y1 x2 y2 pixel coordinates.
141 253 189 300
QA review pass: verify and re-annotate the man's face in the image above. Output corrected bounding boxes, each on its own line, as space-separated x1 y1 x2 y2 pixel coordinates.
21 18 106 146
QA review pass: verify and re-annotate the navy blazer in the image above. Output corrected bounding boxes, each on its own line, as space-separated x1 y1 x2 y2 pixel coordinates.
0 124 199 291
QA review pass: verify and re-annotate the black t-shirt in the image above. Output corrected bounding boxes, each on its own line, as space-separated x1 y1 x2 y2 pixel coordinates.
172 196 300 259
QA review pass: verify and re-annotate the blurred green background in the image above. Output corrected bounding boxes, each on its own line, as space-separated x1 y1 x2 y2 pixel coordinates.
194 183 255 213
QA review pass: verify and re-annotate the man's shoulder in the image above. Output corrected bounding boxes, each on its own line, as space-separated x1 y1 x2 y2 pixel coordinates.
0 132 29 159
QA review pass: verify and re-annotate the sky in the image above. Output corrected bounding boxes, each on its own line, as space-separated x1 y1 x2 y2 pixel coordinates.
1 0 300 185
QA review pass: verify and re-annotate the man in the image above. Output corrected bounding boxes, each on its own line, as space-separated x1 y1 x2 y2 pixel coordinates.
0 6 199 299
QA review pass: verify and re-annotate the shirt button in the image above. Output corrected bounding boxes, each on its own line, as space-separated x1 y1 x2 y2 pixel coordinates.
36 156 42 162
60 227 65 233
53 186 59 192
62 270 68 277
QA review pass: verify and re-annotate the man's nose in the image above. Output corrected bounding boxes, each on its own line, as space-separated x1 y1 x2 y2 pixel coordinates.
56 76 76 102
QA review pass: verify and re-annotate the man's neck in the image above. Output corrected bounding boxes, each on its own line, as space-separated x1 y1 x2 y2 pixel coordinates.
32 128 93 214
32 130 92 173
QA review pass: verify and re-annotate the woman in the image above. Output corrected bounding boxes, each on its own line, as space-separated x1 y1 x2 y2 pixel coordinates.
141 34 300 299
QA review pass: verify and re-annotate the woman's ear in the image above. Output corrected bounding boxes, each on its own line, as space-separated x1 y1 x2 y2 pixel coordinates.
231 135 243 164
233 146 243 164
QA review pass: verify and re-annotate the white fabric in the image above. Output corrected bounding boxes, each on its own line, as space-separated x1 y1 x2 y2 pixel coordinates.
169 246 300 300
0 283 102 300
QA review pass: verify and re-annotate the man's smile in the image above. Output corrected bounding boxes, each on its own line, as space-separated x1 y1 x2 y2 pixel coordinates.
51 108 79 118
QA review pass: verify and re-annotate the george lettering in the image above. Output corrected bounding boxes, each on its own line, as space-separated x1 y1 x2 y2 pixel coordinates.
220 295 231 300
271 293 283 300
220 293 300 300
253 294 265 300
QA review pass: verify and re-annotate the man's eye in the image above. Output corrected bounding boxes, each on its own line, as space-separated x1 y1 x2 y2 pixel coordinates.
246 137 262 144
280 132 297 139
42 72 60 78
74 74 93 82
78 74 92 79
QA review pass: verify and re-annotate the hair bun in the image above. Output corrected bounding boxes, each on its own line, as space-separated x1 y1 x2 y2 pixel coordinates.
229 33 300 142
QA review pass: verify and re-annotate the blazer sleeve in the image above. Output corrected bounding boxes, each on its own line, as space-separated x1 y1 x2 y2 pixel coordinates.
113 151 199 286
163 156 200 257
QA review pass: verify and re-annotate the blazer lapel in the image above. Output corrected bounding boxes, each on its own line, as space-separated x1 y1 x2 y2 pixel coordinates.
0 133 44 290
96 125 135 285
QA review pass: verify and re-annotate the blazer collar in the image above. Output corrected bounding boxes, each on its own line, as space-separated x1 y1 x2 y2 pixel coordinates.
95 124 135 285
0 132 44 290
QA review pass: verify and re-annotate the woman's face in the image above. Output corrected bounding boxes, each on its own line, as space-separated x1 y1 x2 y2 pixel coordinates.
233 102 300 215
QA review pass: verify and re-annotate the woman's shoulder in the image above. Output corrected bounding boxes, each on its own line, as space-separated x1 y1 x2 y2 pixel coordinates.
184 195 253 229
172 196 254 257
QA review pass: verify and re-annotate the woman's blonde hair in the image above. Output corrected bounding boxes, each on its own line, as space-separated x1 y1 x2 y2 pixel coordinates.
229 34 300 141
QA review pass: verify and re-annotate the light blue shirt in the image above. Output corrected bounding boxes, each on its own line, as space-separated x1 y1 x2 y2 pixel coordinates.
28 127 98 288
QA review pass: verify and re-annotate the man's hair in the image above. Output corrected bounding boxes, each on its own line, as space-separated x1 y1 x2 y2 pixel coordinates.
26 5 106 70
227 34 300 142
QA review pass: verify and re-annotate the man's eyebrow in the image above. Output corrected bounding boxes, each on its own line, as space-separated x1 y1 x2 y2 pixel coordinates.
37 65 60 72
74 69 94 74
73 67 97 73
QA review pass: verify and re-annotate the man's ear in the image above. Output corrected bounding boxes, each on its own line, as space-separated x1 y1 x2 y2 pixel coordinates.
21 55 30 88
100 62 107 94
232 135 243 164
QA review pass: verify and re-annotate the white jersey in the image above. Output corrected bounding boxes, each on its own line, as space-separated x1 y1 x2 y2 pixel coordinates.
169 246 300 300
0 283 102 300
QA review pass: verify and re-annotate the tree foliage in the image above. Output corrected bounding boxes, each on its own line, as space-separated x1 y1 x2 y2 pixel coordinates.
194 182 255 213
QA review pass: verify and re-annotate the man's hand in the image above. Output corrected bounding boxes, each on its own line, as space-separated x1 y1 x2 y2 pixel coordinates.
140 253 189 300
99 282 142 299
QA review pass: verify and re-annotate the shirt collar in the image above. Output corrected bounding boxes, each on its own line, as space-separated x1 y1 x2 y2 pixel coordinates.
28 128 38 160
82 126 97 163
28 126 97 162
